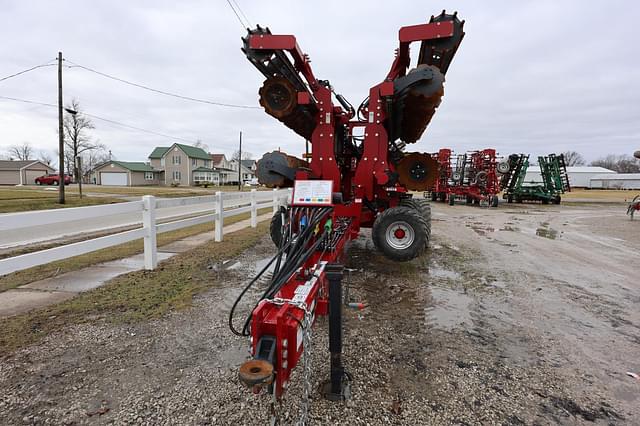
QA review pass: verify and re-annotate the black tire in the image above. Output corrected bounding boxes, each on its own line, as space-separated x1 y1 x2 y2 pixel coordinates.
399 198 431 244
507 195 513 204
372 206 428 262
430 192 437 201
448 195 455 206
542 199 549 205
466 195 473 205
439 192 446 202
269 210 284 247
553 195 561 204
490 195 499 208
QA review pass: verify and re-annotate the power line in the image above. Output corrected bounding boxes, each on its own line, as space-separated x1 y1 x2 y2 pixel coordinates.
231 0 252 28
0 61 56 83
225 0 248 29
0 95 56 108
0 95 200 144
65 60 260 109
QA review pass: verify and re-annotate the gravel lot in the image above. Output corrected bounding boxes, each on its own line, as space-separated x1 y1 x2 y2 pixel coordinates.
0 202 638 425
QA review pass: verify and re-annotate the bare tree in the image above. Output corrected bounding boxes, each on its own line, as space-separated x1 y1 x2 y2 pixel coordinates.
55 148 75 175
614 155 640 173
81 148 111 182
562 151 585 166
591 154 640 173
7 142 34 160
194 139 209 152
63 99 105 181
232 150 254 160
38 150 54 165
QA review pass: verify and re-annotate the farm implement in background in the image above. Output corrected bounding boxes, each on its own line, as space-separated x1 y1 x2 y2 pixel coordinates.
501 153 570 204
428 148 453 203
446 149 505 207
628 151 640 219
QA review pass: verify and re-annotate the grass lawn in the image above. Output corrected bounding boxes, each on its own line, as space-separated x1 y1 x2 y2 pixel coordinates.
0 188 122 213
562 189 638 203
0 207 272 293
65 184 270 197
0 185 273 213
0 221 269 356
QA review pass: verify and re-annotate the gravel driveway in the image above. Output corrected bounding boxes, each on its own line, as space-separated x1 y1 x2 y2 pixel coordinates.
0 203 637 425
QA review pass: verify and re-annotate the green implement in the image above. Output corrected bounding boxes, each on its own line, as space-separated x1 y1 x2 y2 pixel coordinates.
502 153 571 204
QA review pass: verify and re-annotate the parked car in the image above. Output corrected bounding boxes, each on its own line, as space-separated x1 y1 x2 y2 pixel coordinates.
35 174 71 185
244 178 259 187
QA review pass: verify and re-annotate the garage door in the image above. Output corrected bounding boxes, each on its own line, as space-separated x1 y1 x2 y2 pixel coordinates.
100 172 128 186
25 169 46 185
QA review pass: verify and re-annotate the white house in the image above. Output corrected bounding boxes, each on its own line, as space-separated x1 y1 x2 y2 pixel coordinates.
229 159 257 183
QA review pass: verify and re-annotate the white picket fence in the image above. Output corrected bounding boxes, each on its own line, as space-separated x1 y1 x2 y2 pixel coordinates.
0 189 291 276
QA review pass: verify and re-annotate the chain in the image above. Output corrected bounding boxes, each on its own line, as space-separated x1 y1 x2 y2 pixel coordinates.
264 297 313 426
299 304 313 426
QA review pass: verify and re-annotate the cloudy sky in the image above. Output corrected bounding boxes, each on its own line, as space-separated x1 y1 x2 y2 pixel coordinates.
1 0 638 166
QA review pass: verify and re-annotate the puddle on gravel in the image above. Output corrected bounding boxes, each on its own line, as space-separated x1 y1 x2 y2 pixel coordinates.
429 266 461 280
467 224 495 236
500 226 520 232
536 227 559 239
425 287 473 329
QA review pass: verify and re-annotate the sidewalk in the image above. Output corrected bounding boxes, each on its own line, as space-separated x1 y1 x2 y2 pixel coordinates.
0 213 272 318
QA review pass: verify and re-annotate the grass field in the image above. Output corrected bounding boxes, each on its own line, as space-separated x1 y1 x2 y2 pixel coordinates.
0 222 269 356
0 189 122 213
0 184 271 213
562 189 638 203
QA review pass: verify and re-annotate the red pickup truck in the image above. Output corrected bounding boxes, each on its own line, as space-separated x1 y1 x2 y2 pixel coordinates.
34 174 71 185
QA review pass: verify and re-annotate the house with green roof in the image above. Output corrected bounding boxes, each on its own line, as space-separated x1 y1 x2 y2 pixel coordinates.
93 160 162 186
148 143 215 186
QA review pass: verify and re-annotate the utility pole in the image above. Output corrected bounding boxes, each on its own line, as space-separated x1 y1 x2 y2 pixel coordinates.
238 131 242 191
57 51 65 204
76 156 83 199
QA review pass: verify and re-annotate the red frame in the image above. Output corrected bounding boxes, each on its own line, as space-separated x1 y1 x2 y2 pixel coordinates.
447 149 501 203
244 19 455 399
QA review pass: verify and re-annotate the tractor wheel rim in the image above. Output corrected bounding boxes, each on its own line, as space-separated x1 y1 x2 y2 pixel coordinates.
386 221 415 250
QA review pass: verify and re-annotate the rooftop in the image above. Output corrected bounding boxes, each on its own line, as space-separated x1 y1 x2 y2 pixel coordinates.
0 160 53 171
591 173 640 180
148 147 169 159
526 166 616 173
100 161 157 173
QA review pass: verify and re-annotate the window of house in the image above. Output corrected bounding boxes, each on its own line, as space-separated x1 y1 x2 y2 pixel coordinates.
204 160 210 168
192 158 197 166
144 172 154 180
173 171 181 180
160 158 165 166
173 156 181 165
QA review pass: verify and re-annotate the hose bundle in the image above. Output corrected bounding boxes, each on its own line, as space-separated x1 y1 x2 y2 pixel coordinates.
229 206 333 336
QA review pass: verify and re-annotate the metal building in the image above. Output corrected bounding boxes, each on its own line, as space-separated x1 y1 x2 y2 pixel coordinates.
524 166 616 188
590 174 640 190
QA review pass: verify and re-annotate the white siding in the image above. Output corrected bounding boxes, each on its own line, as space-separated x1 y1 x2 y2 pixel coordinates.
589 174 640 190
524 166 617 187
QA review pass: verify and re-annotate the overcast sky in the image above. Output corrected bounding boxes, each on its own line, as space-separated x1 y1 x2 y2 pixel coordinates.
1 0 638 166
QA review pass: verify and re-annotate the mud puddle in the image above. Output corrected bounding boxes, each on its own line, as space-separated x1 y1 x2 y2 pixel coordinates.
425 287 473 329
